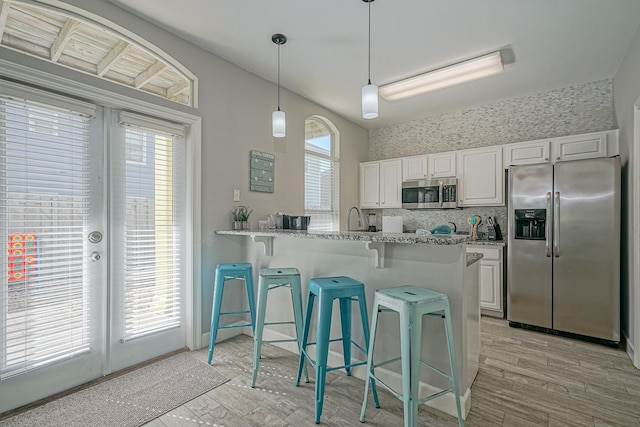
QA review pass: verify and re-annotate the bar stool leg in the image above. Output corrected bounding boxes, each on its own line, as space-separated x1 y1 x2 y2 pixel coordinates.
207 272 225 364
296 292 315 386
251 278 270 387
443 304 464 427
360 295 381 422
408 308 422 427
339 297 353 376
290 280 309 383
313 294 334 423
398 307 412 427
245 273 257 333
358 289 379 408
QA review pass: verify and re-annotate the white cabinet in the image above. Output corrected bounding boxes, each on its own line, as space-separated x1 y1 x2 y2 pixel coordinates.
402 152 456 181
402 155 428 180
552 130 618 162
360 162 380 208
504 139 551 167
457 146 504 206
428 151 457 178
359 159 402 209
466 246 503 316
379 159 402 208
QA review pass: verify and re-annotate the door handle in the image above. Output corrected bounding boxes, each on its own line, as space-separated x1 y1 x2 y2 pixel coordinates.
553 191 560 258
545 192 551 257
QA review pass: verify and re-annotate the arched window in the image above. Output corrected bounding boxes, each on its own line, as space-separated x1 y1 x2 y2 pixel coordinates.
0 1 196 106
305 116 339 231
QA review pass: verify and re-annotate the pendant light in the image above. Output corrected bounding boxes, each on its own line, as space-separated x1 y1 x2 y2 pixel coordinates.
272 33 287 138
362 0 378 119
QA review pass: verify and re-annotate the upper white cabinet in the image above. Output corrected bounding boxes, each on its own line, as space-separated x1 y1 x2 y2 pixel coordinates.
402 155 428 180
504 139 551 167
552 130 618 162
428 151 457 178
402 152 456 181
360 162 380 208
457 146 504 206
360 159 402 209
379 159 403 208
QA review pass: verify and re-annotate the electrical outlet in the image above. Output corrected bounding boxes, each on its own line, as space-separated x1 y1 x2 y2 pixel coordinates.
233 189 240 202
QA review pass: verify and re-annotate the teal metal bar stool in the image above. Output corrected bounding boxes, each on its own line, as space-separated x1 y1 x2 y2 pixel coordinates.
207 262 256 364
360 285 464 427
295 276 379 424
251 267 308 387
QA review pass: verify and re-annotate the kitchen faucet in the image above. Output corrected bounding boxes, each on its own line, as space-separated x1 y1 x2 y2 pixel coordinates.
346 205 362 231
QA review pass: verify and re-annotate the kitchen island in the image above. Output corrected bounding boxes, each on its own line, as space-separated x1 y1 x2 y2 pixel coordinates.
215 230 480 419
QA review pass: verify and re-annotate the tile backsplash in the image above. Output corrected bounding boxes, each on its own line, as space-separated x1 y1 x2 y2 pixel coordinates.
365 207 507 238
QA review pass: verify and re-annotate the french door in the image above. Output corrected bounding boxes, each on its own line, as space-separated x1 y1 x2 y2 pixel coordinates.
0 82 187 412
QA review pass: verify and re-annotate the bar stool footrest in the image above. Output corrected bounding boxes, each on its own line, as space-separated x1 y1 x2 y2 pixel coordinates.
219 322 253 329
418 387 455 405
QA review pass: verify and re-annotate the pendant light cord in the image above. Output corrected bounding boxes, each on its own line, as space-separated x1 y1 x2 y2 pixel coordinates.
367 0 372 85
277 42 281 110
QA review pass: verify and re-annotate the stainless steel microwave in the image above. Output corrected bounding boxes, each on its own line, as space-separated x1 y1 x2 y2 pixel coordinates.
402 177 458 209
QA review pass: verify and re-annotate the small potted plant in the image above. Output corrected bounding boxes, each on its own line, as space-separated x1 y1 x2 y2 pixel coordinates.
231 206 253 230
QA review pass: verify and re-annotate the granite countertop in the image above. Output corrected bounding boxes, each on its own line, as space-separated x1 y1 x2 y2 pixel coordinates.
466 239 507 247
216 229 469 245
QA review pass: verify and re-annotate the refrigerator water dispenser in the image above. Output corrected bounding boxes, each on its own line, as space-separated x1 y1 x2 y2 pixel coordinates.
514 209 546 239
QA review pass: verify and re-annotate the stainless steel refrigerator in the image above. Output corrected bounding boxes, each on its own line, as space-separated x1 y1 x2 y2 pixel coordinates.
507 156 620 345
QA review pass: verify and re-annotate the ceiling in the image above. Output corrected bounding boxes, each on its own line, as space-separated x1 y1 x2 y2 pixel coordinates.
107 0 640 129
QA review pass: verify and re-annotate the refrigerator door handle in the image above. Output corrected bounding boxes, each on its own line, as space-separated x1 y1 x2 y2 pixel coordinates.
546 192 552 257
554 191 560 258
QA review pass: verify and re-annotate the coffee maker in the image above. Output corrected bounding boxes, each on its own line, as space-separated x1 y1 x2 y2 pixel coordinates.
367 213 377 232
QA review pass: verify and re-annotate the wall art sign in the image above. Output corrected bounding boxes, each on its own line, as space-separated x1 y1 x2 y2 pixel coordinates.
250 150 275 193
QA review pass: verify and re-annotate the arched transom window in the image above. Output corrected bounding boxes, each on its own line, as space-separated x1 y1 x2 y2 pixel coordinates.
0 1 195 106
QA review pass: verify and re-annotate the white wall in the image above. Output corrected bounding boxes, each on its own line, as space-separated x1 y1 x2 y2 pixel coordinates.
613 24 640 360
2 0 369 339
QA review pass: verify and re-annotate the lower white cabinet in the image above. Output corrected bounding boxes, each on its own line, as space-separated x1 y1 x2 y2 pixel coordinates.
467 245 504 317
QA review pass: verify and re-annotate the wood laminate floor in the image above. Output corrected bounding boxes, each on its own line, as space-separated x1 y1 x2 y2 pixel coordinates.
140 317 640 426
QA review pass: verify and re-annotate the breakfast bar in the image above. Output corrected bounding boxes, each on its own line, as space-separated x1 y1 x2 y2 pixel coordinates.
216 230 481 419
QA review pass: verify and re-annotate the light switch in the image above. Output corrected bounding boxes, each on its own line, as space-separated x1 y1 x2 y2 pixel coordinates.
233 189 240 202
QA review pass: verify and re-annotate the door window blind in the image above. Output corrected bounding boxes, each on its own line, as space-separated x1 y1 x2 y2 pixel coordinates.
304 119 339 232
116 112 185 341
0 93 94 380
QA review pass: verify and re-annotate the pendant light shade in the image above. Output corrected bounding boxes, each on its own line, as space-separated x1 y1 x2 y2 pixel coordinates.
272 109 286 138
362 0 378 120
362 82 378 119
272 33 287 138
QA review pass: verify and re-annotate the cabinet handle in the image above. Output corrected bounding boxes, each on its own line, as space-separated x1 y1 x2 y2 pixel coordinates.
556 156 560 160
545 157 549 161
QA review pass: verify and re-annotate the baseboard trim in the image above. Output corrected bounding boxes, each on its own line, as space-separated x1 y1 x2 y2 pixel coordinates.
624 330 637 367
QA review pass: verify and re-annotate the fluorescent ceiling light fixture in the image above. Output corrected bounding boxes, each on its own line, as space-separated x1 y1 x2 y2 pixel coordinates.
379 51 504 101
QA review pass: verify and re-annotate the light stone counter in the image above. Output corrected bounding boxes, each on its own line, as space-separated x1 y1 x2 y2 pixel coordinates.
216 229 468 244
214 229 480 420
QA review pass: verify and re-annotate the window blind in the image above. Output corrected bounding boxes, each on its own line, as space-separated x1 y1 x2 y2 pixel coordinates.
116 113 184 341
305 133 339 232
0 94 92 380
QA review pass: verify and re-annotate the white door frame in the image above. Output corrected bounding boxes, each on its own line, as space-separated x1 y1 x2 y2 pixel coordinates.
633 103 640 369
0 58 203 352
